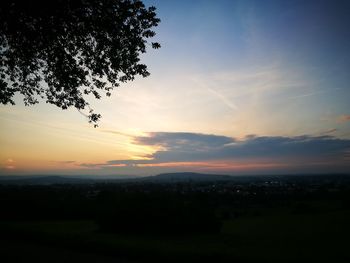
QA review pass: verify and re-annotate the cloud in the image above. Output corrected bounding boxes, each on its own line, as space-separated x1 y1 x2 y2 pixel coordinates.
337 115 350 123
80 162 127 169
205 87 238 111
100 130 134 138
134 132 234 149
56 160 76 164
138 132 350 160
81 132 350 171
4 158 16 170
319 128 337 135
220 135 350 159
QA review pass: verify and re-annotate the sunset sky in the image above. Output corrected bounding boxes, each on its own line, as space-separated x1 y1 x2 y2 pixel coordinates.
1 0 350 176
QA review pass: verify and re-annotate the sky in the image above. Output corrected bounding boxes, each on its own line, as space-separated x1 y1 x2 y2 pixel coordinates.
1 0 350 176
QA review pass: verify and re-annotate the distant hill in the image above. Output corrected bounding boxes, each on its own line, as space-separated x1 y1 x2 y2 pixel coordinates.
1 172 349 185
141 172 234 182
0 173 235 185
0 174 139 185
0 176 96 185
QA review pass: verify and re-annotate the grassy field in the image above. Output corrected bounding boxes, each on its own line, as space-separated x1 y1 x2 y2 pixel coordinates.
1 200 350 263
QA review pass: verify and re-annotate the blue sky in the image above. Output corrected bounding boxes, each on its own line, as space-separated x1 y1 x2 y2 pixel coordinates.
1 0 349 175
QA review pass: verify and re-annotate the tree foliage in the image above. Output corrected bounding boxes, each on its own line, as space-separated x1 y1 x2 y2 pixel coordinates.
0 0 160 126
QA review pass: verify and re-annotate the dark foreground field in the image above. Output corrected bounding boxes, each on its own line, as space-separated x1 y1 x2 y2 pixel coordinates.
1 175 350 263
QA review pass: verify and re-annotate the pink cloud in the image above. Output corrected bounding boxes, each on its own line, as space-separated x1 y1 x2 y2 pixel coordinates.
337 114 350 123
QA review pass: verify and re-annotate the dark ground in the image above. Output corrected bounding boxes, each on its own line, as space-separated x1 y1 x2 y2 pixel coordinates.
1 174 350 263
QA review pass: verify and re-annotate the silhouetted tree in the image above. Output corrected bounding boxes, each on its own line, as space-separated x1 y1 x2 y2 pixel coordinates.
0 0 160 126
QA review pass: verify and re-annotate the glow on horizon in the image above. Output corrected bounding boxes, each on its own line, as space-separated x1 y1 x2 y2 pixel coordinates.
134 161 289 171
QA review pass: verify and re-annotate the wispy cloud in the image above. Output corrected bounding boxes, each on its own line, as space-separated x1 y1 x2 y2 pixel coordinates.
55 160 76 164
100 130 136 138
337 115 350 123
287 88 341 100
319 128 337 135
206 87 238 111
4 158 16 170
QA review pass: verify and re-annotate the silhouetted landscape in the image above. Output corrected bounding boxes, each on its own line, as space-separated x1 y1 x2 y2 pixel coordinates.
1 173 350 262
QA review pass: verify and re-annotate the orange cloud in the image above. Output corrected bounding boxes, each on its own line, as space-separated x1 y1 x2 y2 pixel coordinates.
105 164 127 167
337 114 350 123
4 158 16 170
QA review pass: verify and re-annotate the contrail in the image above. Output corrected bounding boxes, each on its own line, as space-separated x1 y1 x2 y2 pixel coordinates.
206 87 238 111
